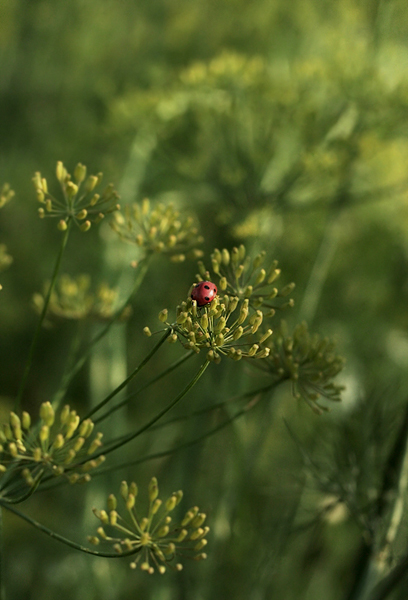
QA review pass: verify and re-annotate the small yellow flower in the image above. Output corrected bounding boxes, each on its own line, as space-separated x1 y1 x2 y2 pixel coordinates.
34 162 120 231
89 477 209 573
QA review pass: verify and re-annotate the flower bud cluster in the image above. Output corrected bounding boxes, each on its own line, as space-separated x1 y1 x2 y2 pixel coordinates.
89 477 209 573
111 199 204 262
33 161 120 231
197 244 295 315
0 183 14 209
32 274 129 322
0 402 105 498
157 293 272 363
261 321 345 413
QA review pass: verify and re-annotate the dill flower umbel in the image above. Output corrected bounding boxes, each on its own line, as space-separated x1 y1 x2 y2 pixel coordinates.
111 198 204 262
34 161 120 231
89 477 209 574
32 274 128 322
156 293 272 363
197 244 295 314
0 402 105 501
258 321 345 413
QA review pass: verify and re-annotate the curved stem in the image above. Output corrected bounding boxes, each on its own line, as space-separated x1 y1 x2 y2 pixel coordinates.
1 502 140 559
52 258 150 409
15 222 71 412
88 387 267 476
90 360 210 460
82 328 172 421
93 351 194 425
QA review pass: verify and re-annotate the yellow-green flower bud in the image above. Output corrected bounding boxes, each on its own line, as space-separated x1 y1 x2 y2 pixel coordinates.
120 480 129 500
33 448 42 461
126 493 135 510
143 326 152 337
8 442 18 458
40 402 55 427
158 309 168 323
194 539 208 551
280 282 296 297
52 433 65 450
258 329 273 344
38 208 45 218
148 477 159 502
22 411 31 430
157 525 170 538
56 161 66 182
253 251 266 270
57 219 68 231
255 269 266 285
84 175 98 193
89 193 100 206
74 163 87 183
76 209 88 220
45 199 52 212
36 189 45 203
219 277 227 291
267 267 281 284
66 182 78 198
237 300 249 325
39 425 49 442
211 258 220 274
191 513 207 528
9 413 22 440
80 220 91 232
221 248 230 266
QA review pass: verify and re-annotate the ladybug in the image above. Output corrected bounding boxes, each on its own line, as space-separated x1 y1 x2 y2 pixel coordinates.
191 281 218 307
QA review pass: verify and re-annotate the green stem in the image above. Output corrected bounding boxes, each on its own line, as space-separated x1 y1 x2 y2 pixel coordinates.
52 258 150 409
80 380 272 477
0 502 140 559
93 350 194 424
82 328 172 421
90 360 210 460
15 222 71 412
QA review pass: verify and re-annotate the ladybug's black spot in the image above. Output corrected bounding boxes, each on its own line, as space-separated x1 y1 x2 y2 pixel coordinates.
205 296 209 301
204 285 210 289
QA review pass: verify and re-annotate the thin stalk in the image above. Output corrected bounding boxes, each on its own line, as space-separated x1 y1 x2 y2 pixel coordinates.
82 328 172 421
15 222 71 411
89 360 210 460
93 351 194 424
52 258 150 408
90 390 264 476
0 502 140 559
40 379 273 490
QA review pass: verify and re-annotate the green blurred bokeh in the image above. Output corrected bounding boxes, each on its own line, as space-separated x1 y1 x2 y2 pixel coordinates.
1 0 408 598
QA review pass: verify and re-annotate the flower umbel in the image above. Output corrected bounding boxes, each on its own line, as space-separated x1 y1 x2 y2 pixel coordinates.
156 293 272 363
0 402 105 500
34 161 120 231
197 245 295 313
89 477 209 573
32 274 129 322
111 198 203 262
259 321 345 413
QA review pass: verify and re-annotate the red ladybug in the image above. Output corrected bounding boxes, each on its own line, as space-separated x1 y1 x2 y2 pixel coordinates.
191 281 218 307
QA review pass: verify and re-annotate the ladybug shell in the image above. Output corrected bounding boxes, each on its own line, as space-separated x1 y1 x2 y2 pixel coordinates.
191 281 218 307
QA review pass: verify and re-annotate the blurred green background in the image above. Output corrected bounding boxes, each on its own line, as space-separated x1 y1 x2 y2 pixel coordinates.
1 0 408 598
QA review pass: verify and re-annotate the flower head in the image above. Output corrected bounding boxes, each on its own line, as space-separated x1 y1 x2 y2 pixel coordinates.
33 274 129 322
89 477 209 574
259 321 345 413
111 199 203 262
197 245 295 313
156 292 272 363
34 161 120 231
0 402 105 500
